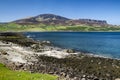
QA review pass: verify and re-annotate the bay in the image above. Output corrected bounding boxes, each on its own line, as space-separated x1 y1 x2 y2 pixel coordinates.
24 32 120 59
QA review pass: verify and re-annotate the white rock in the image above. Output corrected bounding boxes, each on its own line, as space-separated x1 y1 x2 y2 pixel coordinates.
115 78 120 80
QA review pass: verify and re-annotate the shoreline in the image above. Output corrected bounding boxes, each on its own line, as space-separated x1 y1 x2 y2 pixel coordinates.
0 32 120 80
1 31 120 33
0 40 117 62
0 31 119 61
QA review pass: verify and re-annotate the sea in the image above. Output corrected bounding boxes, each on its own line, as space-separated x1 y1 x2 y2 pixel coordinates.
24 32 120 59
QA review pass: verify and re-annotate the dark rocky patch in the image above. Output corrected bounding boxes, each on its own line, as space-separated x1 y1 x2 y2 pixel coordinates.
19 55 120 80
0 32 36 46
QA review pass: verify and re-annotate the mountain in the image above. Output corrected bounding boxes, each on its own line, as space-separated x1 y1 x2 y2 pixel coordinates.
34 14 70 21
14 14 70 24
13 14 108 26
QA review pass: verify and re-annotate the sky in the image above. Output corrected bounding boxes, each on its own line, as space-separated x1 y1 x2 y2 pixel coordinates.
0 0 120 25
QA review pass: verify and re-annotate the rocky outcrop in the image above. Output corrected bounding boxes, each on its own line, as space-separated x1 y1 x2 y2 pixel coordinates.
69 19 108 26
79 19 107 25
0 32 36 46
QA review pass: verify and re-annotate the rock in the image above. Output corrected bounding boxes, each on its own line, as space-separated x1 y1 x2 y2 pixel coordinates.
91 60 94 63
0 50 8 55
31 44 41 49
42 41 51 44
31 44 37 48
17 63 24 68
48 72 54 74
115 78 120 80
94 78 99 80
81 78 86 80
40 41 51 46
31 43 44 52
73 77 79 80
65 49 75 53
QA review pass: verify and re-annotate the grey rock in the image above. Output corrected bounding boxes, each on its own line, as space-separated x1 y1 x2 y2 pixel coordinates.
65 49 75 53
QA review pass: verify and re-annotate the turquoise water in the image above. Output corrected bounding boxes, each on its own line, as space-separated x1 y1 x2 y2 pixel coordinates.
24 32 120 59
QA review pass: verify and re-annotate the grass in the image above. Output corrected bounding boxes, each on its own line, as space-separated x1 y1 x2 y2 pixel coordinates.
1 23 120 32
58 26 120 31
0 63 57 80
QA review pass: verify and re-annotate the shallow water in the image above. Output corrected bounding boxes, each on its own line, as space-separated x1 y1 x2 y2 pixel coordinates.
24 32 120 59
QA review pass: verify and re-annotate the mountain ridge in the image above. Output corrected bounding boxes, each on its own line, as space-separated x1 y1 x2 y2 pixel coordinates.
13 14 108 26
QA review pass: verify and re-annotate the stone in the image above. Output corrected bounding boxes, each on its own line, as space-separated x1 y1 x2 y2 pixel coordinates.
115 78 120 80
81 78 86 80
65 49 75 53
74 77 80 80
94 78 99 80
41 41 51 45
82 75 86 78
1 50 8 55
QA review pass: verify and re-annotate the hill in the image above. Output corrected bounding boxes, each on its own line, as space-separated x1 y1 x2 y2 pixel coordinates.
13 14 108 26
1 14 120 32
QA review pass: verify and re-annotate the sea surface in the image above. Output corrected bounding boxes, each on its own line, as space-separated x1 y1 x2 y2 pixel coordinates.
24 32 120 59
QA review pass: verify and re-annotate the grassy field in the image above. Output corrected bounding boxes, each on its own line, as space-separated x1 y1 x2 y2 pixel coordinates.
0 23 120 32
0 63 57 80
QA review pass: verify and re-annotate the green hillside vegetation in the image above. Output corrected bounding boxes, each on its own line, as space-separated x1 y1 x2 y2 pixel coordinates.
0 63 57 80
0 23 120 32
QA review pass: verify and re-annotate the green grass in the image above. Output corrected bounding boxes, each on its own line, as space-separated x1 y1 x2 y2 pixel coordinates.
0 63 57 80
58 26 120 31
0 23 120 32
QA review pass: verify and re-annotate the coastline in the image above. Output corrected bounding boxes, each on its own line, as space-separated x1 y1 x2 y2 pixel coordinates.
0 32 120 80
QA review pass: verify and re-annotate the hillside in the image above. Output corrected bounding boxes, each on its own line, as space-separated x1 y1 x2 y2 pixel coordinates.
1 14 120 32
13 14 108 26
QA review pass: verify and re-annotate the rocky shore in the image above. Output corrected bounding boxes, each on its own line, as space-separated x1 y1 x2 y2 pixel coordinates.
0 32 120 80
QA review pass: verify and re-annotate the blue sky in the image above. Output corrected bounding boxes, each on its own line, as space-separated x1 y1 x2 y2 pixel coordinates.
0 0 120 25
